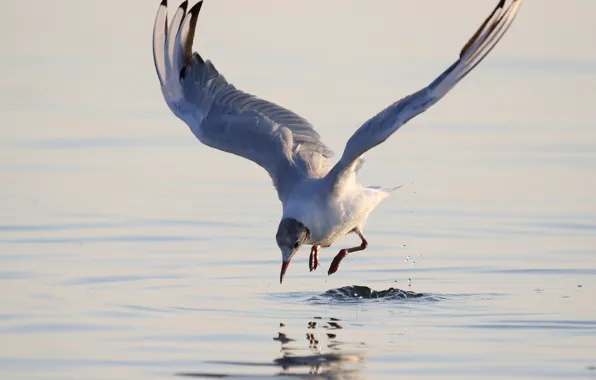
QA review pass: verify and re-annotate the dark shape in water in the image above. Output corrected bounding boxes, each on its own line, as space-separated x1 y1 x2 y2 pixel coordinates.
323 285 424 300
273 332 294 344
325 322 343 330
274 353 362 367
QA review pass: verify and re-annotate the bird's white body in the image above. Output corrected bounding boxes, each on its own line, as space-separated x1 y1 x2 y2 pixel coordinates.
282 176 392 247
152 0 523 281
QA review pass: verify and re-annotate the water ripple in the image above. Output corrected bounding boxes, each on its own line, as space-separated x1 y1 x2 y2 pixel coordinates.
322 285 424 300
308 285 436 304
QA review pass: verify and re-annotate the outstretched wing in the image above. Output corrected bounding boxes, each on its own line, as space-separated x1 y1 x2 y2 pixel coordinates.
325 0 523 188
153 1 333 202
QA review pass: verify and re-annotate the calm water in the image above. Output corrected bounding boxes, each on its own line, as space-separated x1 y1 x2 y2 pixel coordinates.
1 1 596 379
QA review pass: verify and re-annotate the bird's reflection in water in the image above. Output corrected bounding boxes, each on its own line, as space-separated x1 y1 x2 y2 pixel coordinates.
273 316 364 378
178 286 429 378
178 317 364 379
177 286 430 378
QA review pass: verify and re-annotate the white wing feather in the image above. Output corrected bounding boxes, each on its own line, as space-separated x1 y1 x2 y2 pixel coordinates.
152 1 333 202
152 0 168 88
326 0 523 188
165 3 187 89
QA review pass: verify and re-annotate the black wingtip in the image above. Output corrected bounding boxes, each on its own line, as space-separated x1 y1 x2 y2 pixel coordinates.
179 0 188 13
459 0 507 58
188 0 203 17
159 0 167 6
181 1 204 64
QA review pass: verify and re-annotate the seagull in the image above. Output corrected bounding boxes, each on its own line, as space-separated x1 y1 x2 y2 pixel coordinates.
153 0 523 283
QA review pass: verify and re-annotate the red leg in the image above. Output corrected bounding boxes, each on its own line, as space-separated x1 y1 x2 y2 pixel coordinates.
309 245 319 272
328 231 368 275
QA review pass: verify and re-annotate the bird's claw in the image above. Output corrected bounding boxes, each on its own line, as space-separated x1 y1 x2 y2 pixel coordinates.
328 250 347 276
309 247 319 272
309 255 319 272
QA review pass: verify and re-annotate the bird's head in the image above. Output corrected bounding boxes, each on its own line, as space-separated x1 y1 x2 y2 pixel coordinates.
276 218 310 284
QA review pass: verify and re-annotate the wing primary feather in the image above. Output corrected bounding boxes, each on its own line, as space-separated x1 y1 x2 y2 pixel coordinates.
165 2 188 79
152 0 169 87
456 0 522 84
174 1 203 76
185 1 203 62
461 3 504 61
460 0 505 58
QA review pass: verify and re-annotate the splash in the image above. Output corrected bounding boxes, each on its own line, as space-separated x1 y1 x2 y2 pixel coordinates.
320 285 425 301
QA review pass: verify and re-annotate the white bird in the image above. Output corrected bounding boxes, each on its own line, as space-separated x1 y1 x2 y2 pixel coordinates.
153 0 523 283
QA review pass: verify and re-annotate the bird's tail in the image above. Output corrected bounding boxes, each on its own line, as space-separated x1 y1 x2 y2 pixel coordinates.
384 185 404 193
367 185 404 194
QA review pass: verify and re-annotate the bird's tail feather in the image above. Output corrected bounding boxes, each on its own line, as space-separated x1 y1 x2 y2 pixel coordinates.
367 185 403 193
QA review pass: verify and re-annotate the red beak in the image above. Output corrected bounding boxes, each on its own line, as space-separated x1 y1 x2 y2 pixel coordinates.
280 259 291 284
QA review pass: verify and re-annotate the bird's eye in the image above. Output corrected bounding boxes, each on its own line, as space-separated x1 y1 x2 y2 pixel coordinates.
292 242 300 249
